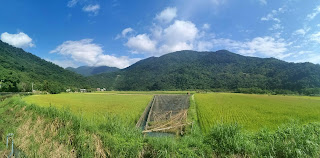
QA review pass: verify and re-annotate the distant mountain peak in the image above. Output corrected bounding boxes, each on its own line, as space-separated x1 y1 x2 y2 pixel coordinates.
66 65 119 76
90 50 320 91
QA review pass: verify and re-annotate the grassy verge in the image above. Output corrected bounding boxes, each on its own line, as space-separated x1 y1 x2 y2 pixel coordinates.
0 96 143 157
1 96 320 157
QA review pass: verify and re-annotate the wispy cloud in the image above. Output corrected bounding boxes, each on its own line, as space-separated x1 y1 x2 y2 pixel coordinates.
293 28 309 36
67 0 78 7
82 4 100 16
261 8 284 23
259 0 267 5
307 5 320 21
211 0 227 6
202 23 210 30
212 36 289 59
115 28 134 39
289 51 320 64
310 32 320 43
269 23 283 31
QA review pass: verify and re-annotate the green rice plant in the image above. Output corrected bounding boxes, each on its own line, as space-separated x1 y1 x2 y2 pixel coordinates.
22 93 153 125
196 93 320 132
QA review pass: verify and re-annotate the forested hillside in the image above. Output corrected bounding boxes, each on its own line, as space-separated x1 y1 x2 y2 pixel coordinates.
66 66 119 76
2 39 320 95
0 40 90 93
90 50 320 94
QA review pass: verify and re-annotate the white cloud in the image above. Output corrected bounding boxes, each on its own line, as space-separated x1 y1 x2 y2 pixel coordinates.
82 4 100 16
213 36 289 59
164 20 198 44
50 39 139 68
125 20 199 56
126 34 157 54
259 0 267 5
67 0 78 7
1 32 35 48
261 8 284 23
156 20 198 55
307 5 320 20
155 7 177 23
310 32 320 43
239 37 288 58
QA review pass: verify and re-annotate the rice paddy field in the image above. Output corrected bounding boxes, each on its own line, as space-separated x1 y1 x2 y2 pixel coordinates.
22 93 153 125
5 92 320 157
195 93 320 132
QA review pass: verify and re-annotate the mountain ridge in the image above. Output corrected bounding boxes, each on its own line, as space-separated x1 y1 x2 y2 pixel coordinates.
90 50 320 93
1 39 319 94
66 66 119 76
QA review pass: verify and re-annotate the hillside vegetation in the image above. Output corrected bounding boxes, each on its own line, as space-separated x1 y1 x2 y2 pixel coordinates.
0 40 90 93
91 50 320 94
66 66 119 77
1 39 320 95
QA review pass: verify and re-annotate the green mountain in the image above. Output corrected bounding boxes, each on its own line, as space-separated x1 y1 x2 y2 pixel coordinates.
66 66 119 77
0 40 90 93
90 50 320 93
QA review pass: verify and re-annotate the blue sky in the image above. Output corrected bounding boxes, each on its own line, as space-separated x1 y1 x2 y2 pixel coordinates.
1 0 320 68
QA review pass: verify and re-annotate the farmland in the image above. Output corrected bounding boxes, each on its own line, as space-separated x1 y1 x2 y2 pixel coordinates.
22 93 153 125
195 93 320 132
3 92 320 157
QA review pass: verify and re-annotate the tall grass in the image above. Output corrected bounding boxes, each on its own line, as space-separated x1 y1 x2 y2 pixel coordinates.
205 122 320 157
